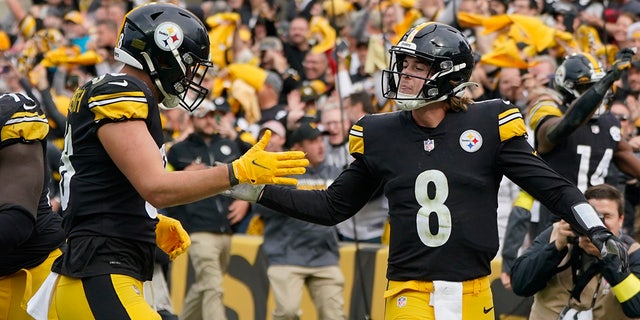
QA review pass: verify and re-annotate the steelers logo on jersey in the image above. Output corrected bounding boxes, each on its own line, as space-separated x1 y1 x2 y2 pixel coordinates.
459 129 483 152
155 22 184 51
610 126 621 142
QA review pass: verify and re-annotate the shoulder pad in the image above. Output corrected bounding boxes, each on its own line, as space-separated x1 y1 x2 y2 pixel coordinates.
0 93 48 145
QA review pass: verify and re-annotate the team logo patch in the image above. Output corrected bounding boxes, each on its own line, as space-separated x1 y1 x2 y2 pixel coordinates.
459 129 483 152
424 139 435 152
610 126 621 142
220 145 232 156
591 125 600 134
397 296 407 308
154 22 184 51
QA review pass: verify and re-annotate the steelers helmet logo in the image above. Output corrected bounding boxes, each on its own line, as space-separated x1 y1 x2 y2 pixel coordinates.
154 22 184 51
459 129 483 152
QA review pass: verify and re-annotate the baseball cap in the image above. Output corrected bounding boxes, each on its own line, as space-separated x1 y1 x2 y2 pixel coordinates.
260 120 286 137
191 97 230 117
63 11 84 25
288 122 328 145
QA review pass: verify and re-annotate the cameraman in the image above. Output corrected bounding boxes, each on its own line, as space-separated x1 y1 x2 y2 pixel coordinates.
511 184 640 319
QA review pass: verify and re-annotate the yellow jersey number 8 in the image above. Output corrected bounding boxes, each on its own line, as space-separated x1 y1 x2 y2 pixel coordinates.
415 170 451 247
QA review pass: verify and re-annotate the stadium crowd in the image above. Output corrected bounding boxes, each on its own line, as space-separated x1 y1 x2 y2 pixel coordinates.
2 0 640 318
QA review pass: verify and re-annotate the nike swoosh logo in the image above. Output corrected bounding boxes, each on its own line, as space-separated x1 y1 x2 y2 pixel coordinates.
251 159 270 170
108 80 128 87
483 306 494 314
23 103 37 110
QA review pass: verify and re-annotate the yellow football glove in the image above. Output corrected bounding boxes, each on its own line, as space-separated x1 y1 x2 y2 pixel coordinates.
228 130 309 185
155 214 191 260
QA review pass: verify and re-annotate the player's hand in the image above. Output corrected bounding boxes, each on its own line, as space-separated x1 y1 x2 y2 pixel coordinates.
589 227 629 272
611 48 635 79
229 130 308 185
155 214 191 260
224 184 266 202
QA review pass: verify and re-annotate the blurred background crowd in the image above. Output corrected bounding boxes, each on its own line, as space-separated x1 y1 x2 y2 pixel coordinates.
5 0 640 255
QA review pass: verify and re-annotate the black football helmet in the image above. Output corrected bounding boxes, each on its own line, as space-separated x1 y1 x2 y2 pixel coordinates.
114 3 212 111
554 52 605 105
382 22 475 111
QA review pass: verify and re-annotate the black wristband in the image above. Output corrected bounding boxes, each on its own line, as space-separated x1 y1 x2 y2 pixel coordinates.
228 163 239 186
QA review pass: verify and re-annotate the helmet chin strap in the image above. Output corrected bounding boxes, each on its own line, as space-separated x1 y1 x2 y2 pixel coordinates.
395 82 478 111
141 52 179 108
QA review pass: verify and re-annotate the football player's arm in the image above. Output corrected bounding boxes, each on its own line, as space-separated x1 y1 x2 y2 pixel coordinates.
0 142 43 254
613 139 640 180
600 245 640 317
500 137 629 268
510 227 568 297
99 122 307 209
543 50 633 151
257 157 381 226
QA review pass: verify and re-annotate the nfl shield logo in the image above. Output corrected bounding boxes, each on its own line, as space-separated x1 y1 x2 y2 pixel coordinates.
397 296 407 308
424 139 435 152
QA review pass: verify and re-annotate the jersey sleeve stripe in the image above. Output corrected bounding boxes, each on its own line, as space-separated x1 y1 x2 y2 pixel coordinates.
528 101 562 132
2 114 49 142
498 108 527 142
349 124 364 155
88 92 149 121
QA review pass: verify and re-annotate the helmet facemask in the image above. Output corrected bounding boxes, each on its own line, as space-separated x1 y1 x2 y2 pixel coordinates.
142 48 212 111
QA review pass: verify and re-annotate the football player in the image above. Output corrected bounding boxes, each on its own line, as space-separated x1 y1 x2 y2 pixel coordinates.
502 51 640 288
0 92 65 320
227 22 630 319
39 3 308 319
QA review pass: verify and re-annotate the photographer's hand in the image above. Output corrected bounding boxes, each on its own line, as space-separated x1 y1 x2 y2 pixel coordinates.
550 220 576 251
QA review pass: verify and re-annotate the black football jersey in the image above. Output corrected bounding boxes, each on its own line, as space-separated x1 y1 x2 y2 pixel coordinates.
53 74 162 280
259 99 591 281
0 93 64 276
528 100 620 192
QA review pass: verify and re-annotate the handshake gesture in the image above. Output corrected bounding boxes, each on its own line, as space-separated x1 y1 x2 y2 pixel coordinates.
225 130 309 202
228 130 309 186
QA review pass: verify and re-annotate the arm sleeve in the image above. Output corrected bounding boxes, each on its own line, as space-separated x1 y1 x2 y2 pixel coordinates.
546 77 610 144
498 136 600 235
510 227 569 297
258 157 382 225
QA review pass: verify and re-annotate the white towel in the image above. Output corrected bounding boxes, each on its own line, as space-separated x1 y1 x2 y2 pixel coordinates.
26 272 59 320
430 280 463 320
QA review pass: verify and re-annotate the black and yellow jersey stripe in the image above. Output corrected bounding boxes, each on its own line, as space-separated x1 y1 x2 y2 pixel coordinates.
0 93 48 147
